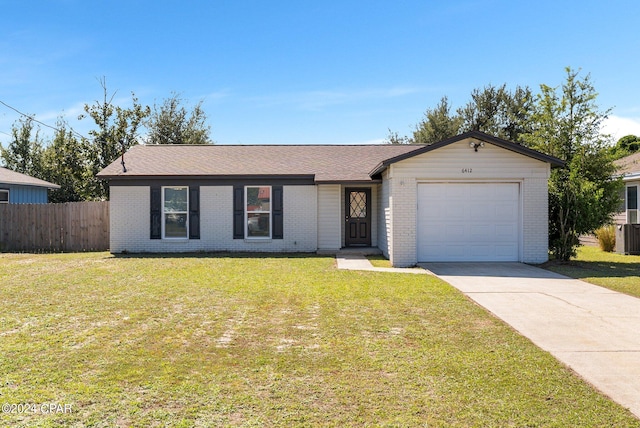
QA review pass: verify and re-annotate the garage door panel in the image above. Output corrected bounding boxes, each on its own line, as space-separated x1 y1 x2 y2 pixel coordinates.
496 244 518 257
469 224 493 240
444 202 466 219
475 203 496 218
502 185 520 199
443 244 467 258
448 186 467 199
468 244 492 257
445 225 467 241
495 224 518 241
471 186 495 199
418 183 520 262
494 201 517 214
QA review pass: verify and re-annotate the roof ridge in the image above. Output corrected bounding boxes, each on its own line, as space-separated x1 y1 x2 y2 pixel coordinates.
137 143 426 147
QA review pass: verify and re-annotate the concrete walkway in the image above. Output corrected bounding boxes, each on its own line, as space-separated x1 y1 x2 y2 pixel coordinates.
420 262 640 419
336 254 429 274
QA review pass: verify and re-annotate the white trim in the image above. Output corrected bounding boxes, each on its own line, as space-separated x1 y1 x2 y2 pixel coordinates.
161 186 189 239
245 185 272 239
0 189 8 204
626 184 638 224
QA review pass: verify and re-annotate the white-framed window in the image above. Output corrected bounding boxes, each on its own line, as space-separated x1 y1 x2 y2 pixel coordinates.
162 186 189 238
245 185 271 238
627 185 638 224
0 189 8 204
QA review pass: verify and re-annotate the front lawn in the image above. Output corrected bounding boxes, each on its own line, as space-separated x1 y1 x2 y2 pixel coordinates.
1 252 638 427
543 246 640 298
365 254 392 268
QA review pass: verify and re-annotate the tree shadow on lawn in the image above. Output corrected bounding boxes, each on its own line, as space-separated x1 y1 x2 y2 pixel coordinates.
542 259 640 279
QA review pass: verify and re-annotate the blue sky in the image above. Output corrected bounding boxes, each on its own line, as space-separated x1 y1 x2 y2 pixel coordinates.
1 0 639 146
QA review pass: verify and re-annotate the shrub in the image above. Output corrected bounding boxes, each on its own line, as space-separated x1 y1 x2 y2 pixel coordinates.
595 225 616 252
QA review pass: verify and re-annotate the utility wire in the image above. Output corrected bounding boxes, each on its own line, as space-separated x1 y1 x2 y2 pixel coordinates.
0 99 89 141
0 98 210 146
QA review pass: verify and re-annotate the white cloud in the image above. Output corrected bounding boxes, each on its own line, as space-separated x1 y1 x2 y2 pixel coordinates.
250 86 424 111
601 115 640 141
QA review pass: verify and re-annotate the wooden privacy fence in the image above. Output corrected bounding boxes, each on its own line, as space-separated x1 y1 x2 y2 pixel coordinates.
0 201 109 252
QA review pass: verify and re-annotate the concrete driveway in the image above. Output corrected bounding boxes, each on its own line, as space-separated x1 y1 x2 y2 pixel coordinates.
420 262 640 419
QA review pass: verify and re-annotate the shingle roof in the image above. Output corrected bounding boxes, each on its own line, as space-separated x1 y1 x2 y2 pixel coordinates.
0 166 60 189
614 152 640 177
97 131 564 183
97 144 423 182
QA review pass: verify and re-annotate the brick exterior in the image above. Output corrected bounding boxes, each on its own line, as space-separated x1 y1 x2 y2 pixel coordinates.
109 139 551 264
383 176 550 266
384 139 552 266
522 178 550 263
387 177 418 267
109 185 317 253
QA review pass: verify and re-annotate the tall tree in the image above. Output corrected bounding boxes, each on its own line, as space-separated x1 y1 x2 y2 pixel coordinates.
146 93 212 144
0 117 44 177
80 77 150 199
41 120 91 202
385 128 411 145
412 96 462 145
389 85 533 145
457 84 533 142
610 134 640 159
522 67 622 260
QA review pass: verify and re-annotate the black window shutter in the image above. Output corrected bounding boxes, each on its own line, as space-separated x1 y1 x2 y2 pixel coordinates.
189 186 200 239
272 185 283 239
150 186 161 239
233 185 244 239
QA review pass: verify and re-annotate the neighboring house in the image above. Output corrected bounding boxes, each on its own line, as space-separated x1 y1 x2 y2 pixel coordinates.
0 167 60 204
614 152 640 224
97 131 563 267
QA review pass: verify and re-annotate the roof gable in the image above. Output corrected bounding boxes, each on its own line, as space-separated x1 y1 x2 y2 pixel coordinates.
369 131 564 176
0 167 60 189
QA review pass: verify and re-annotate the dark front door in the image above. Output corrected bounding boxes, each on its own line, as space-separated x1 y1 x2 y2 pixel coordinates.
345 188 371 246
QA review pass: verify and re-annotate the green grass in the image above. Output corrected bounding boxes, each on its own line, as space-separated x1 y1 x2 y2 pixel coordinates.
365 254 392 268
543 246 640 298
1 252 638 427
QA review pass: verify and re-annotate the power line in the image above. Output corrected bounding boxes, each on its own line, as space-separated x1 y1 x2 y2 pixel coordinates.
0 99 89 141
0 98 212 146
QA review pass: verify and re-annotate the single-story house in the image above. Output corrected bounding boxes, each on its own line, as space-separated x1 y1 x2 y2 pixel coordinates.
97 131 563 267
614 152 640 224
0 166 60 204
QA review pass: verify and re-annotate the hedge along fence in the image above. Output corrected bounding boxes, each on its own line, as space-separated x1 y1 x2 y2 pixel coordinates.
0 201 109 252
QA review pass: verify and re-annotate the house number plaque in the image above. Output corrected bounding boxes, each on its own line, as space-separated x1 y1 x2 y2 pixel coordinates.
461 168 472 173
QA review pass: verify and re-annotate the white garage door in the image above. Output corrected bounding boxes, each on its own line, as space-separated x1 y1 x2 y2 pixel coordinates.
417 183 520 262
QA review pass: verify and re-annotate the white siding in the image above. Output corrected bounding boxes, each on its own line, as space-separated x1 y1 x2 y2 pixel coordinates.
391 139 549 180
110 185 318 253
317 184 341 250
386 139 551 266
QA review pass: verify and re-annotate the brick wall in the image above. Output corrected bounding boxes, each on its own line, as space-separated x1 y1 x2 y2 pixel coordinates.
377 180 390 258
109 185 317 253
389 177 417 267
522 178 550 263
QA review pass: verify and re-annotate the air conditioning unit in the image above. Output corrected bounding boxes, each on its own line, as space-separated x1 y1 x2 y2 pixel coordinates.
615 224 640 255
